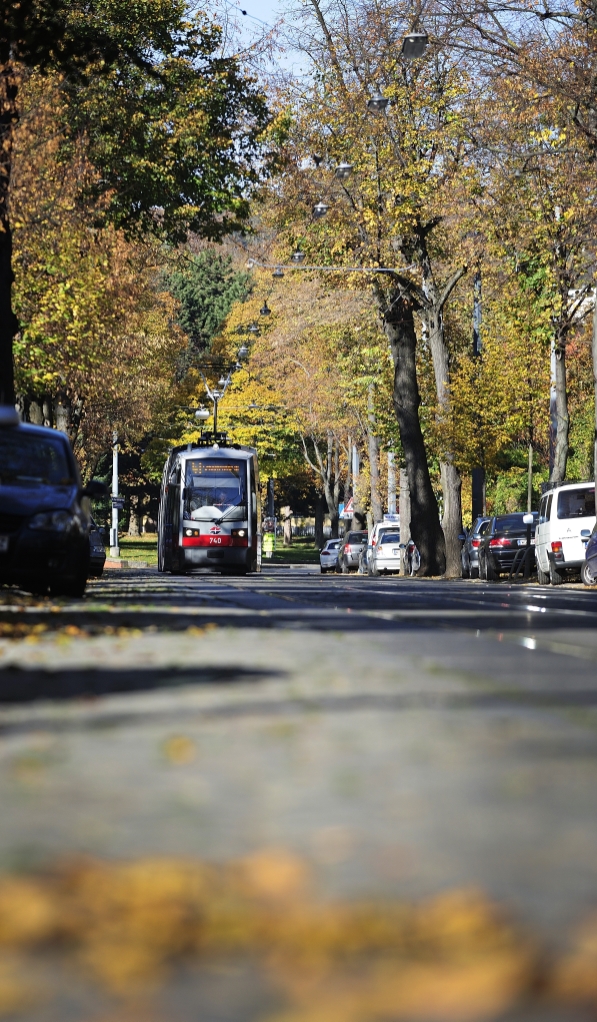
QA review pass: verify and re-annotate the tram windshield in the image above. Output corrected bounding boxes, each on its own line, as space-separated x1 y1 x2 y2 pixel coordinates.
184 459 247 521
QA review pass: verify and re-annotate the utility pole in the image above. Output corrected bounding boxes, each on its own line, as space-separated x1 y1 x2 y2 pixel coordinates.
110 431 120 558
387 451 396 514
588 290 592 484
471 267 485 519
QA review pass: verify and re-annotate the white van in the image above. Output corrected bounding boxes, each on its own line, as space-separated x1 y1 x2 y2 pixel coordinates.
535 482 596 585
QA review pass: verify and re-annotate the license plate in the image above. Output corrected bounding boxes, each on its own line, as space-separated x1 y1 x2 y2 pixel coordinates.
517 538 535 546
0 536 8 552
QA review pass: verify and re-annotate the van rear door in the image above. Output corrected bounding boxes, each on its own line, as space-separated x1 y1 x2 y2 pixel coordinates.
556 486 596 563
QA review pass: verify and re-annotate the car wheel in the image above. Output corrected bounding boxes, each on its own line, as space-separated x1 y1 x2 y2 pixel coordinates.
485 556 498 582
461 556 470 580
537 564 550 585
549 561 565 585
581 561 597 586
478 552 486 581
341 558 349 574
51 571 88 599
470 565 479 579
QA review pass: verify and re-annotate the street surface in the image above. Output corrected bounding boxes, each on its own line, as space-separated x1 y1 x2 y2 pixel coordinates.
1 567 597 1020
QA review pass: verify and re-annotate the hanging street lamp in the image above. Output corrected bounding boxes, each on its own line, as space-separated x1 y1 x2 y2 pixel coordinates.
195 407 210 422
335 161 353 179
238 344 249 358
401 30 428 58
367 90 389 113
248 323 260 335
272 267 284 278
292 250 305 263
313 200 329 218
260 301 271 316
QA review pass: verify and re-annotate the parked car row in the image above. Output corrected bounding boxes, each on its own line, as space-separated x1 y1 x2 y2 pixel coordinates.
320 481 597 586
319 519 419 577
0 408 107 596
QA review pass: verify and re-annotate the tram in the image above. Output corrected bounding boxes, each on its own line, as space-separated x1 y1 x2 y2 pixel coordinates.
158 434 261 575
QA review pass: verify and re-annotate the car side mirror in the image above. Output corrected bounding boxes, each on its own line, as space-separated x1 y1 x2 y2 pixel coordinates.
399 543 406 549
581 529 591 537
82 479 108 499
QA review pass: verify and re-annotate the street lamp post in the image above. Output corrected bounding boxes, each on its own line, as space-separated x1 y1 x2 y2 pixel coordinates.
110 431 120 558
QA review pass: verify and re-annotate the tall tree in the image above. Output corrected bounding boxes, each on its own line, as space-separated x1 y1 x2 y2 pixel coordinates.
0 0 271 403
264 0 478 572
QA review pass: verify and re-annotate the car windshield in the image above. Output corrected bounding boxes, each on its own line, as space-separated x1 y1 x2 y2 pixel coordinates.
326 541 340 550
380 532 400 544
493 515 536 535
0 431 74 487
346 532 367 544
184 459 246 521
557 488 595 520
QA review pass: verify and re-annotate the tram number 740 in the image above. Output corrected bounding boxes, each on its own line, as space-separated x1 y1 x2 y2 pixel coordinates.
210 536 223 544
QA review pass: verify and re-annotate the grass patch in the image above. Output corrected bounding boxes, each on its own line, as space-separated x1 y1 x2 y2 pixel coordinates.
115 535 320 566
118 536 158 566
269 538 320 564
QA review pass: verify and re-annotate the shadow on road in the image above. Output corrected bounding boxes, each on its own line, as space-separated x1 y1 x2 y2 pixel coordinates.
0 664 283 704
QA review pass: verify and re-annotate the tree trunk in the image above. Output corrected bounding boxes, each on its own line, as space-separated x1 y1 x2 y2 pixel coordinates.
550 333 569 484
593 293 597 482
281 506 293 546
368 384 383 524
426 307 463 576
384 295 446 576
0 66 18 406
314 493 325 548
399 465 411 576
55 393 72 436
301 434 340 536
128 494 141 536
28 399 43 425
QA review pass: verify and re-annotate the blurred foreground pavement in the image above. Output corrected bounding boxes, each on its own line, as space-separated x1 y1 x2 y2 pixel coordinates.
0 568 596 1020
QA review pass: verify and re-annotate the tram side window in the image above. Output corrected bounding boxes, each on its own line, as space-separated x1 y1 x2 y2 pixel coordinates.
184 460 247 521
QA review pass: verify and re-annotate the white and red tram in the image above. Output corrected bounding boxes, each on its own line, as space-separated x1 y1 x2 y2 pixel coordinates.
158 436 261 575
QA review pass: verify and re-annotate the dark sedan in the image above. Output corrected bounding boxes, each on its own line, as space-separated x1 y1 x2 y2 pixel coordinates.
582 524 597 585
336 531 368 573
89 517 107 578
0 409 106 596
478 513 538 581
461 516 490 578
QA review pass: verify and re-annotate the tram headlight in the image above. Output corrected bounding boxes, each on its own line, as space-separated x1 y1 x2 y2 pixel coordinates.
185 529 193 536
231 529 246 538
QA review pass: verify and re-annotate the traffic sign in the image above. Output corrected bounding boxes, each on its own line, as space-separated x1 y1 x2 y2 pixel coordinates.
341 497 353 519
111 497 125 510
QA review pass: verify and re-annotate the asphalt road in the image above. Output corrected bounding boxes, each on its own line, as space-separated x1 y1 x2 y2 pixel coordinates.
1 567 597 1020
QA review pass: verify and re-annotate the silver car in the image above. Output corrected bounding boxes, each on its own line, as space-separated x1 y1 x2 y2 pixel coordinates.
336 531 368 573
370 530 401 575
320 538 341 573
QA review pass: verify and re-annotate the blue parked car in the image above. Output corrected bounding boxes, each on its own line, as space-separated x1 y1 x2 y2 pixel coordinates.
582 524 597 585
0 407 106 596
